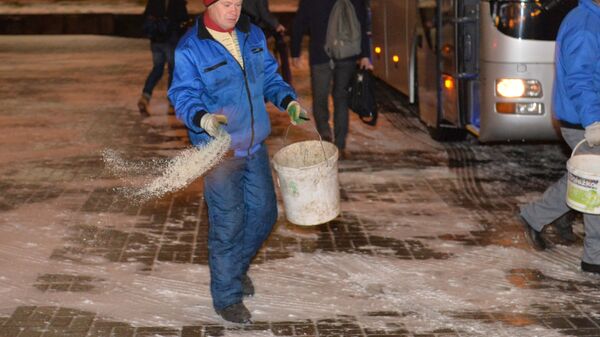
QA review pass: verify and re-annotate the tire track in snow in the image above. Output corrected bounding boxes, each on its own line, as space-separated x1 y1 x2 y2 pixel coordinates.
444 144 491 209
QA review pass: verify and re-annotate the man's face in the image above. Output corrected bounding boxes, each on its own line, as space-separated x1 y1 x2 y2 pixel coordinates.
207 0 243 31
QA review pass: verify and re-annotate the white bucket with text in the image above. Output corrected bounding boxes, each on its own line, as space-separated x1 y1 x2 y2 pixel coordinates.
567 140 600 214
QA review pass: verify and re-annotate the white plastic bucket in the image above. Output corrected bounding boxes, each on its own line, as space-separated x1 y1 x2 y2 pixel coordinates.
566 140 600 214
272 140 340 226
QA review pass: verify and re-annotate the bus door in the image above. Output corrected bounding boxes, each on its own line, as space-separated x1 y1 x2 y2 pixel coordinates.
418 0 475 140
438 0 479 134
437 0 459 130
416 0 439 128
455 0 479 131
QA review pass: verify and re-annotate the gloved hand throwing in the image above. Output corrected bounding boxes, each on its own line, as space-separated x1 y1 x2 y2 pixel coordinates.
286 101 309 125
585 122 600 147
200 113 228 137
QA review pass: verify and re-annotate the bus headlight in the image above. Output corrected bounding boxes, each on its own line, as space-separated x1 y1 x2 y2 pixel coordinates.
496 79 542 98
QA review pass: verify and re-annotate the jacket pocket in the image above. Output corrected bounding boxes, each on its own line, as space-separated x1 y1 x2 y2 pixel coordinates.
246 44 264 84
200 59 230 91
203 60 227 73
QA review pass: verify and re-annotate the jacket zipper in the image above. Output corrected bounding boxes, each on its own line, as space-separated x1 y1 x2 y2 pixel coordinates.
241 33 255 157
211 33 255 157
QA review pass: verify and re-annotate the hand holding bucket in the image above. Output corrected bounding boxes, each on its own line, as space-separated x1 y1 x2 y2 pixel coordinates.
286 101 310 125
566 139 600 214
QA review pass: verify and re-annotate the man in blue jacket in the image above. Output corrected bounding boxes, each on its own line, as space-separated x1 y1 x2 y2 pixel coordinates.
168 0 307 324
520 0 600 274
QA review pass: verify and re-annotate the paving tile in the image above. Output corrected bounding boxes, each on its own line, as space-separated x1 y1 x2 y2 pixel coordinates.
0 327 23 337
568 317 599 329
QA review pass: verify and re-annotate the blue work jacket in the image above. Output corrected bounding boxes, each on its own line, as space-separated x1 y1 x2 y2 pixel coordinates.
168 14 295 155
553 0 600 127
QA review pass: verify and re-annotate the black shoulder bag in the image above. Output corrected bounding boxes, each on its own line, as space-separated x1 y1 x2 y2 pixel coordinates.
348 68 377 126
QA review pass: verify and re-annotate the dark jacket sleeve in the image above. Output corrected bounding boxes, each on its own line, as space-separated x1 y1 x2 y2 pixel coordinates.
355 0 370 59
174 0 189 25
165 0 189 36
257 0 280 31
144 0 162 18
291 0 309 58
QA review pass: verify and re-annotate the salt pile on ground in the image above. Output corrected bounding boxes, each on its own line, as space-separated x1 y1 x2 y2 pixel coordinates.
103 130 231 202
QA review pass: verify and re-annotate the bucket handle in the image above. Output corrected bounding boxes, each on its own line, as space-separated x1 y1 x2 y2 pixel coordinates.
283 123 332 166
571 139 588 158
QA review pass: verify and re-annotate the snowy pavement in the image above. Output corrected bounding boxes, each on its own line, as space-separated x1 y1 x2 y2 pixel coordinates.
1 35 600 337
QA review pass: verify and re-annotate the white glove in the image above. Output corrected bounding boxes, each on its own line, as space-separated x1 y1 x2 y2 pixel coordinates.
585 122 600 147
286 101 309 125
200 113 228 137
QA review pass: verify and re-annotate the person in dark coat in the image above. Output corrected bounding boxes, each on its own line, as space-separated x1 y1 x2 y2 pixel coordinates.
242 0 292 84
242 0 285 34
138 0 189 116
290 0 372 159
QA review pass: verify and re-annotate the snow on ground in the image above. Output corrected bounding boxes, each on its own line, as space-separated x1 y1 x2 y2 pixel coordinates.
0 173 592 336
0 34 595 337
0 204 588 337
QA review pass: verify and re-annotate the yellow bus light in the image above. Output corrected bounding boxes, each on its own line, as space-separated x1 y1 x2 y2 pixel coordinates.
495 102 516 114
443 76 455 90
375 46 382 54
442 44 453 56
392 55 400 63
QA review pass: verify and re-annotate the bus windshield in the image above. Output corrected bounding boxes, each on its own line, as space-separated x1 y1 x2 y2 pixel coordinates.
490 0 578 40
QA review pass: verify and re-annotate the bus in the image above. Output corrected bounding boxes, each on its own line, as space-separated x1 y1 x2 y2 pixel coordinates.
370 0 578 142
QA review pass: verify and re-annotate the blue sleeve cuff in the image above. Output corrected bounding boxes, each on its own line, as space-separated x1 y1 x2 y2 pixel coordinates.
280 95 294 110
192 110 208 127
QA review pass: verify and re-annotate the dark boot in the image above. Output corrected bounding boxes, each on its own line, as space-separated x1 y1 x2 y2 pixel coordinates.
216 302 252 324
552 211 577 244
242 274 254 297
339 149 350 161
519 216 546 251
137 93 150 116
581 261 600 275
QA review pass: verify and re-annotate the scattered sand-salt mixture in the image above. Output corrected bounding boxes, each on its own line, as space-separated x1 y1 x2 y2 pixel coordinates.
102 129 231 203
